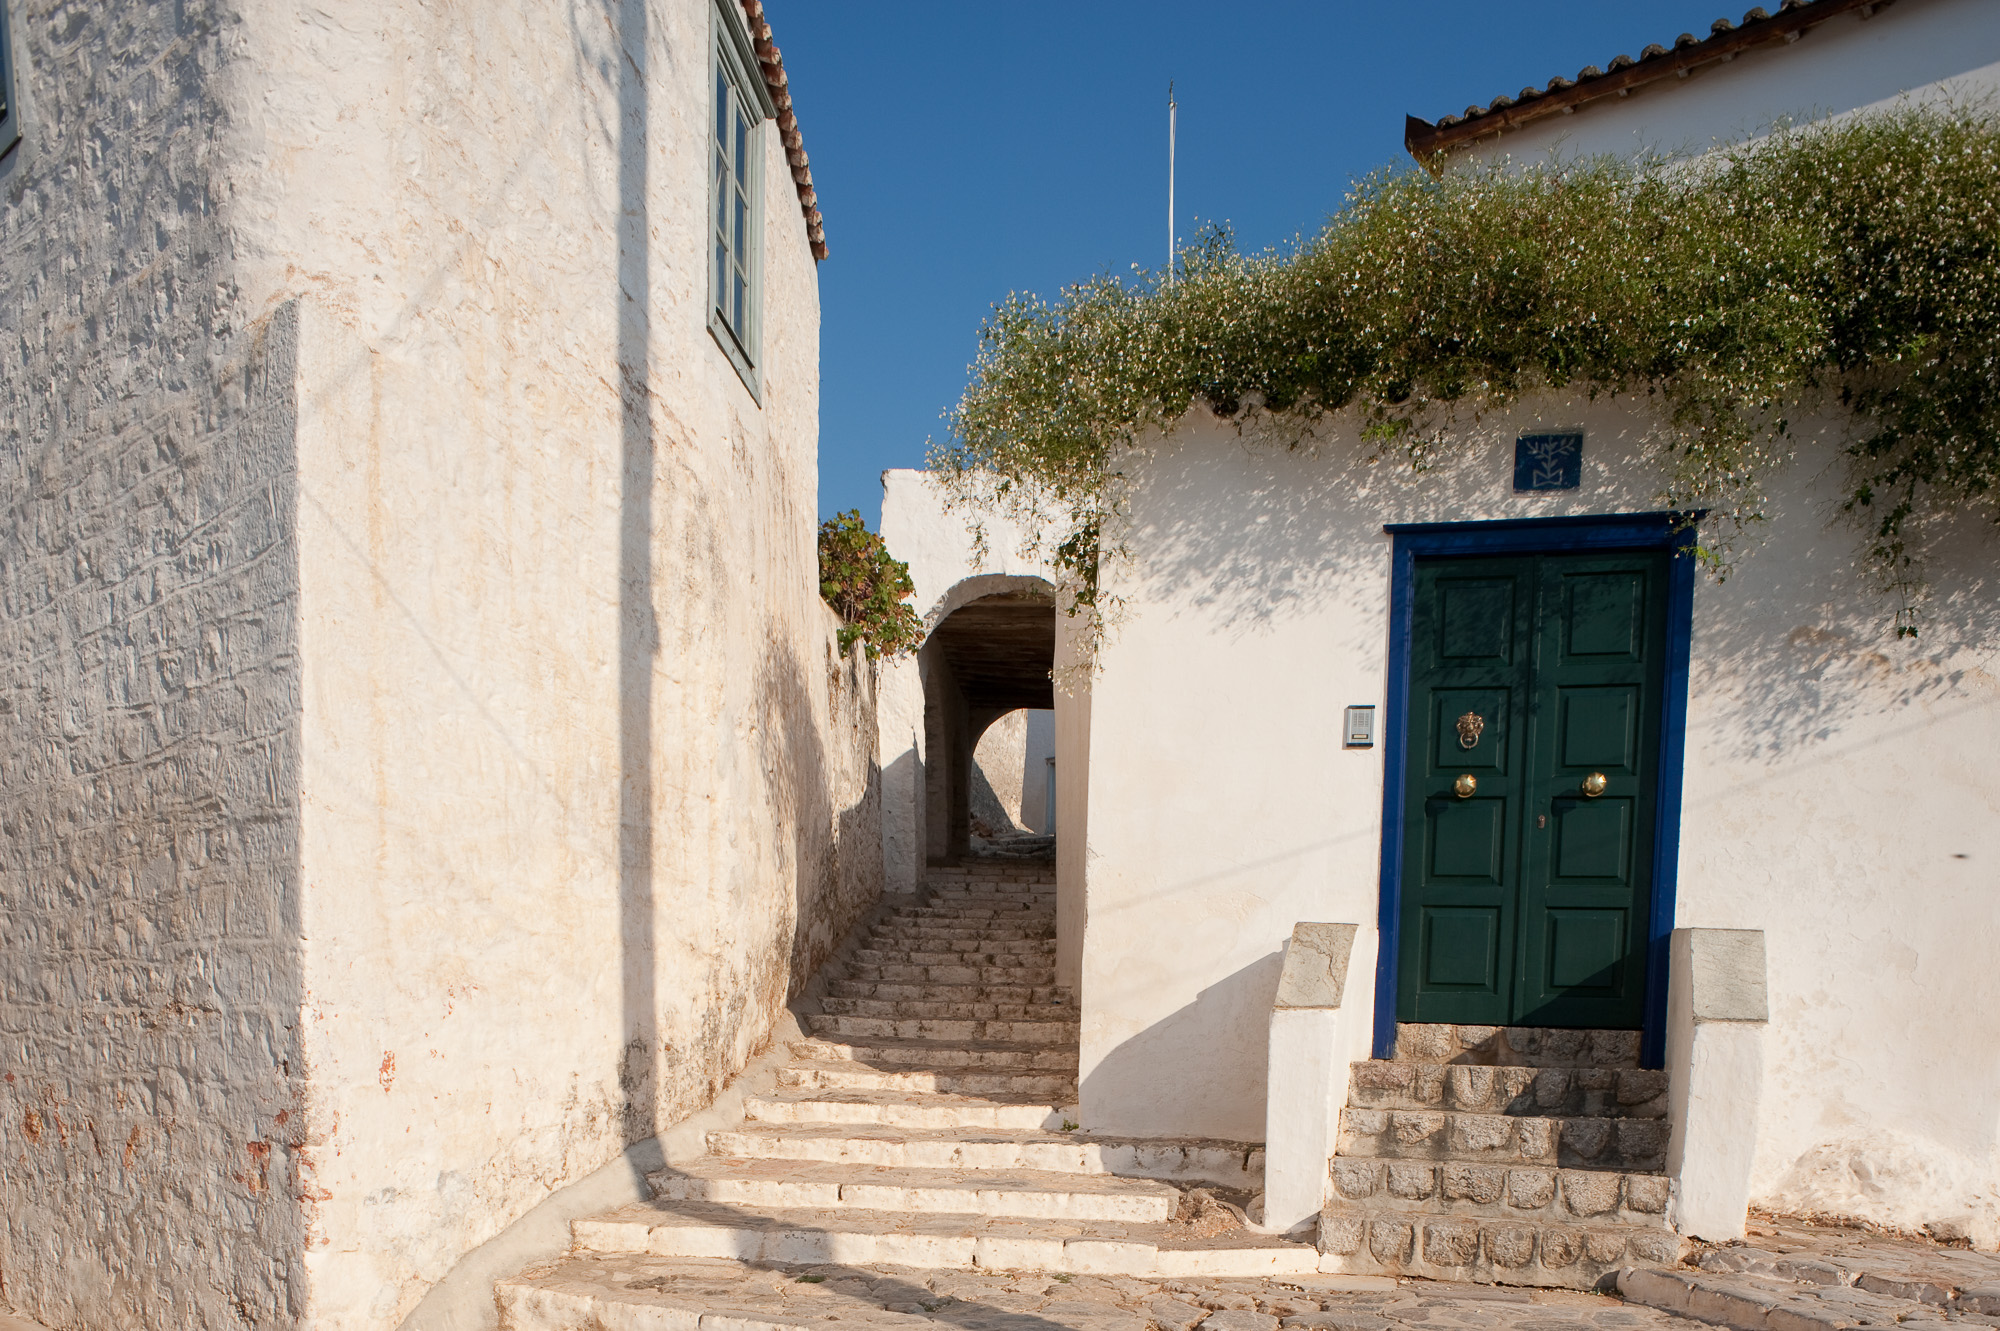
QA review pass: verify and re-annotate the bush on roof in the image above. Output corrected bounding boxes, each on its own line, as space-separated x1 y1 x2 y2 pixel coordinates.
931 103 2000 640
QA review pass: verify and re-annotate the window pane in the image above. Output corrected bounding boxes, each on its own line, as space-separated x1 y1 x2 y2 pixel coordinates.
715 68 728 148
716 151 728 235
734 191 745 260
733 273 746 333
716 243 728 319
735 108 749 182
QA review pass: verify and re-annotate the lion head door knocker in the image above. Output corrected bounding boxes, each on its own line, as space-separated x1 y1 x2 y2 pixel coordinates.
1455 709 1486 750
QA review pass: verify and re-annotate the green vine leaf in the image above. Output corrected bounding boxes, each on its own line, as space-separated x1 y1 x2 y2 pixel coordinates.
934 104 2000 645
817 510 923 660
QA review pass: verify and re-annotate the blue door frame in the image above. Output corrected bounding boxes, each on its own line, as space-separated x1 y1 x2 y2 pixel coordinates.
1371 513 1699 1070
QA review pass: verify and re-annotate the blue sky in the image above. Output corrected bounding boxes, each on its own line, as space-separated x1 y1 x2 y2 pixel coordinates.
775 2 1731 526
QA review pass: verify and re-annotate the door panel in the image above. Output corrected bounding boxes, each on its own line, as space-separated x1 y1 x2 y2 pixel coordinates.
1557 687 1638 770
1544 909 1627 990
1562 570 1647 659
1428 798 1506 881
1399 548 1670 1030
1437 578 1518 661
1552 798 1632 880
1422 907 1502 991
1398 560 1533 1026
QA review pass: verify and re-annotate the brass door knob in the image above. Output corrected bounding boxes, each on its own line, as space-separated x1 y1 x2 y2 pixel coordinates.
1453 773 1477 798
1580 772 1608 798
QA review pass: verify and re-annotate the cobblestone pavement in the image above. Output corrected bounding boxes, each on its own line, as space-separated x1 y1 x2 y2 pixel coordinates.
1620 1219 2000 1330
502 1255 1711 1331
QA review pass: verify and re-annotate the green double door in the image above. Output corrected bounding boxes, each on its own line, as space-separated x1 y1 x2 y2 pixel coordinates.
1396 550 1670 1029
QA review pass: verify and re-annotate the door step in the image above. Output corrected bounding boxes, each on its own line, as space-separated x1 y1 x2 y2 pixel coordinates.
1337 1106 1670 1171
1319 1024 1679 1292
1328 1156 1670 1224
1348 1059 1668 1117
1316 1205 1685 1288
1391 1024 1642 1069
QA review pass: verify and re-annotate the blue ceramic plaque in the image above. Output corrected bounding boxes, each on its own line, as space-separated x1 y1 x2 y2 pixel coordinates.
1514 432 1583 492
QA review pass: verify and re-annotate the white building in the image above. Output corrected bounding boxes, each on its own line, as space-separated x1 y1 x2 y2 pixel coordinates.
882 0 2000 1278
0 2 879 1328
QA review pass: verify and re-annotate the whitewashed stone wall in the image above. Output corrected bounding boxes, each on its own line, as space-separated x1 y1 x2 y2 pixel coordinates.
0 0 879 1326
1076 401 2000 1247
0 3 310 1326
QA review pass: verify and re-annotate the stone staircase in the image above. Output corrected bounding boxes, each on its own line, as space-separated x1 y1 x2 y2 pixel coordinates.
500 859 1320 1327
1317 1022 1688 1290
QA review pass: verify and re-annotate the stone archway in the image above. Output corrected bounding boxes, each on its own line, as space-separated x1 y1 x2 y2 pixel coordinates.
918 583 1056 865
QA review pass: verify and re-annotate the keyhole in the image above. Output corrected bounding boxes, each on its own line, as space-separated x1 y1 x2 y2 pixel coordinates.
1537 814 1548 828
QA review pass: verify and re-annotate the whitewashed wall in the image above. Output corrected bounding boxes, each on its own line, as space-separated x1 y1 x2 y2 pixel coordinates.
1453 0 2000 168
971 708 1055 834
0 1 879 1327
877 470 1059 892
0 6 310 1327
1076 401 2000 1247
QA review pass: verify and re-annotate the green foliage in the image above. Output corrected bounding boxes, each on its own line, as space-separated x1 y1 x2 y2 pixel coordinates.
818 510 923 659
933 104 2000 637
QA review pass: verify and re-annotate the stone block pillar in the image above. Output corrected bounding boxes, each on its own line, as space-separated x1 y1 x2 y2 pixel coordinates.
1260 923 1368 1235
1665 927 1768 1241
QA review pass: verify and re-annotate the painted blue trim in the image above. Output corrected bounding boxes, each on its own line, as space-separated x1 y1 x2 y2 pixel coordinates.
1371 539 1420 1060
1641 526 1699 1068
1372 511 1699 1066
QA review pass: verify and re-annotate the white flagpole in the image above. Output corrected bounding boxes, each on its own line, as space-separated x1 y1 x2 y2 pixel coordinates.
1167 80 1177 282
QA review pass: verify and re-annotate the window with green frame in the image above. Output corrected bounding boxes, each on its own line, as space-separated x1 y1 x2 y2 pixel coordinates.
710 4 764 386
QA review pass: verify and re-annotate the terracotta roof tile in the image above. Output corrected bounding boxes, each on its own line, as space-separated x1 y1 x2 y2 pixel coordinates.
739 0 825 260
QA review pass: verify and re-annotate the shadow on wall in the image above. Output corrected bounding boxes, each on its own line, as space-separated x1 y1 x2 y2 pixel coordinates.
1118 404 2000 1225
758 629 884 1001
617 0 658 1156
1125 405 2000 765
969 760 1020 838
1079 949 1287 1141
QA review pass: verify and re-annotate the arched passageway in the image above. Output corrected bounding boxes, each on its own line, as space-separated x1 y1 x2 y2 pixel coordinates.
920 588 1056 865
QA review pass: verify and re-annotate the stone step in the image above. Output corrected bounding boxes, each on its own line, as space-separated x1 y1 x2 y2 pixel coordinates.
1390 1024 1642 1070
820 996 1076 1023
743 1090 1068 1131
889 908 1056 923
1337 1107 1670 1172
777 1059 1076 1098
711 1123 1263 1190
928 862 1053 873
649 1157 1179 1223
1326 1156 1670 1228
792 1036 1075 1071
570 1200 1322 1277
1317 1202 1684 1290
868 922 1051 942
1348 1060 1668 1118
827 979 1071 1005
493 1254 934 1331
898 899 1055 912
804 1013 1078 1046
852 948 1051 968
924 883 1053 893
860 933 1051 952
925 890 1056 903
846 963 1059 985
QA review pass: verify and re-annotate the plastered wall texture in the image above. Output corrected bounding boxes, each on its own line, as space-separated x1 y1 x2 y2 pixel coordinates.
1074 400 2000 1250
0 2 310 1326
0 1 880 1327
